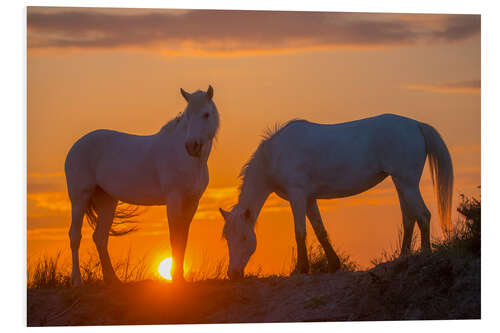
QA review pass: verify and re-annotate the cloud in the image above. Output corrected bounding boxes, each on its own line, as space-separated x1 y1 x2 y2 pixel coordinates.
28 172 64 178
403 80 481 94
27 172 66 193
27 8 480 55
28 191 70 213
450 144 481 153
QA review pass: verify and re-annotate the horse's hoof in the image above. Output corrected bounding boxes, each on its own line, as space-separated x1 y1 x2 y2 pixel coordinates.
71 278 83 288
422 247 432 254
328 265 340 274
291 266 309 275
328 261 341 273
104 277 122 286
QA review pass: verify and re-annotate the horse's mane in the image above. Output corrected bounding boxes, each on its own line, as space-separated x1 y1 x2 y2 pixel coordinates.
159 112 184 133
238 119 305 189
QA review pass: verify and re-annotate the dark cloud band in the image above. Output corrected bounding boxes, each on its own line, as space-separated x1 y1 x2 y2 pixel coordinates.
403 80 481 94
27 8 480 54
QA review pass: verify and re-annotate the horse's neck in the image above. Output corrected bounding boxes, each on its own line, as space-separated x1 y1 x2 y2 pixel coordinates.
156 117 212 165
237 169 271 226
157 116 186 139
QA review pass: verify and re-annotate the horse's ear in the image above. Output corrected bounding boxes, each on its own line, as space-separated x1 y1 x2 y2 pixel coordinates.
206 85 213 101
180 88 190 102
219 208 229 220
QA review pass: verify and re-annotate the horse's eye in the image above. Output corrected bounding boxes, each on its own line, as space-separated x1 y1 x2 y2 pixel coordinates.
203 113 210 119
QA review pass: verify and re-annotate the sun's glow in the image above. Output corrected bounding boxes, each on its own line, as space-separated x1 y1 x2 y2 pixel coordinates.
158 257 173 280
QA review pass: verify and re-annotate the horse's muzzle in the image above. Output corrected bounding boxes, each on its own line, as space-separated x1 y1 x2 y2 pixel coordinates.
185 141 202 157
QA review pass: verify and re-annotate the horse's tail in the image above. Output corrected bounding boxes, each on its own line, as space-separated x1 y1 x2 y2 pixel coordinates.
84 194 140 237
418 122 454 234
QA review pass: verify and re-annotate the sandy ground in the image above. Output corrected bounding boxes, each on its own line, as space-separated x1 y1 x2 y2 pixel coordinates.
27 254 480 326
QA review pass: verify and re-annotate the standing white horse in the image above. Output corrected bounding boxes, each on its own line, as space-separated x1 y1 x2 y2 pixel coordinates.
65 86 219 286
219 114 453 279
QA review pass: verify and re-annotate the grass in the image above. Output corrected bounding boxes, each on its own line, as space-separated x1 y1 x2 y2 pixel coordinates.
308 244 359 272
369 227 419 267
28 194 480 289
288 243 359 274
27 249 232 288
357 194 481 320
27 250 154 289
28 252 71 289
27 246 350 289
369 193 481 266
185 258 228 282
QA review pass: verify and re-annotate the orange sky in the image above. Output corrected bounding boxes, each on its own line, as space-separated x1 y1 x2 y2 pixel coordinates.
27 7 481 276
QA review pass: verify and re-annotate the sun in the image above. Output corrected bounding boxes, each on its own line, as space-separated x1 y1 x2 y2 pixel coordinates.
158 257 173 281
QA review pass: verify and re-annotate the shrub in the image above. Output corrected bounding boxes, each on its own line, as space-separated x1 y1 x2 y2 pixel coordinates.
433 194 481 256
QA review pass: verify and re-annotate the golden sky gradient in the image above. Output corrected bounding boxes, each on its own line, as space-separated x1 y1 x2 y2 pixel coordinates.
27 7 480 275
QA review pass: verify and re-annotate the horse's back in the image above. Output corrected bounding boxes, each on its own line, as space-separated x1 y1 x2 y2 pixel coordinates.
264 114 427 198
65 130 158 200
66 130 138 173
278 113 419 137
268 114 423 158
65 128 208 205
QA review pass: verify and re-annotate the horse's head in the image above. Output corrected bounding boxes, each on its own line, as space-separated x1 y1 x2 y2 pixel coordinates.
180 85 219 157
219 207 257 280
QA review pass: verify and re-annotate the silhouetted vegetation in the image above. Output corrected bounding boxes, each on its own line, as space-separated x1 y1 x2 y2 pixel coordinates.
27 251 152 289
28 194 480 325
370 228 418 267
27 194 480 324
351 193 481 320
432 194 481 257
309 245 359 272
369 193 481 266
28 253 71 289
289 244 359 274
29 194 480 289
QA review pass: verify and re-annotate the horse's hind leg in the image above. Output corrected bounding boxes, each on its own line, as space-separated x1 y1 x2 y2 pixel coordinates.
289 193 309 274
69 196 90 287
393 180 431 253
395 186 417 256
306 199 340 272
415 195 431 253
91 189 119 284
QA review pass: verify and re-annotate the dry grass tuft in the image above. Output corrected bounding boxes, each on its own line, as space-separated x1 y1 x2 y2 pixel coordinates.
28 252 71 289
27 251 154 289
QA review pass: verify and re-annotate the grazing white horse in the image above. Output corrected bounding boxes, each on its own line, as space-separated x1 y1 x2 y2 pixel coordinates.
65 86 219 286
219 114 453 279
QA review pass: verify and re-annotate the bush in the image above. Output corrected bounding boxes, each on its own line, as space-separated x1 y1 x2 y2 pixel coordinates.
456 194 481 253
432 194 481 257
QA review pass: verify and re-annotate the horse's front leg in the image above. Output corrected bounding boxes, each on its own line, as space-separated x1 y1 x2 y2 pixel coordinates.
289 192 309 274
166 193 199 283
306 199 340 273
